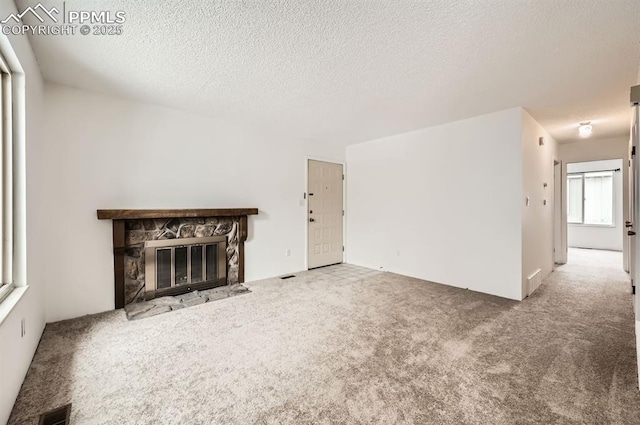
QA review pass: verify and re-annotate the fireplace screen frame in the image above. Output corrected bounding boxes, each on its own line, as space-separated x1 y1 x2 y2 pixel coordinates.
144 235 227 299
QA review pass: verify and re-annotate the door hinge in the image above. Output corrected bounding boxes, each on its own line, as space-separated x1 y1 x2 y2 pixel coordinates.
342 174 344 180
342 246 344 252
632 146 636 158
342 210 344 216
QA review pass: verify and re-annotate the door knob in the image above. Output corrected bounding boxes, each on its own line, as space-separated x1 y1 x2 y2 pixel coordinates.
626 221 633 227
629 231 636 236
309 218 315 222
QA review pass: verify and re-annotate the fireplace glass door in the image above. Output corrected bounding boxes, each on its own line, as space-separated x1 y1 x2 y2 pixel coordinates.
145 236 227 296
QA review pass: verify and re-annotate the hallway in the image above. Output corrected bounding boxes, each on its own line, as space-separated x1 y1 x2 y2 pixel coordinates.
566 247 626 272
529 246 638 422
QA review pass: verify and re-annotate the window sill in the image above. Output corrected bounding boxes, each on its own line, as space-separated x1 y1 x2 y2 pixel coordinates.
0 285 29 326
568 223 616 229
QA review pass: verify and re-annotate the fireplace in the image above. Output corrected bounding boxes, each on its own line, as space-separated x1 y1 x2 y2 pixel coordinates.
144 235 227 300
97 208 259 309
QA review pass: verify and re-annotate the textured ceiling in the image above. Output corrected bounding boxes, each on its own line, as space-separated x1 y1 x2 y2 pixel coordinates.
16 0 640 144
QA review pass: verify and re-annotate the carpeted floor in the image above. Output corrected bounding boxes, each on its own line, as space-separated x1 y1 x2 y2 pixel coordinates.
8 249 640 424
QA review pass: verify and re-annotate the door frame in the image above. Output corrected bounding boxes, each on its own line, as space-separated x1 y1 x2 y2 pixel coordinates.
304 156 346 270
553 158 565 265
561 158 626 263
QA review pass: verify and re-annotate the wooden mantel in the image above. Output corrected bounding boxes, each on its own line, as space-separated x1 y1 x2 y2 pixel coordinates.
97 208 258 309
97 208 258 220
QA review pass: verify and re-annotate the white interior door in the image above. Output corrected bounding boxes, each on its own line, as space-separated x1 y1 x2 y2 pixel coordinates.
308 160 343 269
631 105 640 293
630 103 640 388
629 134 636 283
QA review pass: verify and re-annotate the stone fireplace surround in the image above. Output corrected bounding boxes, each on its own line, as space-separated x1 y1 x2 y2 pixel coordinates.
97 209 259 309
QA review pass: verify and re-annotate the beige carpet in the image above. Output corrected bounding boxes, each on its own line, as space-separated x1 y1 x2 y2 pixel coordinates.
8 249 640 424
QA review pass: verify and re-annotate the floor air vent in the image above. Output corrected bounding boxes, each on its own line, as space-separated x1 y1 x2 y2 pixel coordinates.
527 269 542 296
39 404 71 425
280 275 296 279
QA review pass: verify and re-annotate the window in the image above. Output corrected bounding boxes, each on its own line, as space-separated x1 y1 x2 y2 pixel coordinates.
567 171 614 226
0 52 15 304
567 174 583 223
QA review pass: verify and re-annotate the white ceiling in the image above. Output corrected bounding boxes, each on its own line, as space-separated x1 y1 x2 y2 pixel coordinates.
17 0 640 145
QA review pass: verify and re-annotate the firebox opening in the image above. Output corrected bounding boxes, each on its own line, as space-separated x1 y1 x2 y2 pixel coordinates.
144 235 227 300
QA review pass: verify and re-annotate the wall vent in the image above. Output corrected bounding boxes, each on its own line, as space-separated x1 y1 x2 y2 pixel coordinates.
39 404 71 425
527 269 542 296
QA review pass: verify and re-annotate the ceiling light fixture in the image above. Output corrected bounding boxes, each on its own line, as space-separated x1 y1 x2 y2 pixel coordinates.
578 121 593 138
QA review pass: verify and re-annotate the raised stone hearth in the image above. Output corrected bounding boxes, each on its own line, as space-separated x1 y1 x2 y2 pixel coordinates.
97 208 259 309
125 284 250 320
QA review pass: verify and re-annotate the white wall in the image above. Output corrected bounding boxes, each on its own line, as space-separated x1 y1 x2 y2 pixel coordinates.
346 108 523 300
42 83 344 322
0 1 46 423
558 137 629 269
521 110 557 296
566 160 624 251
